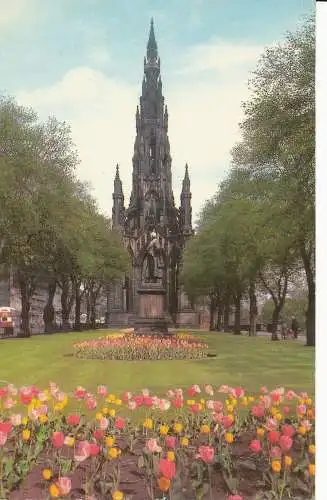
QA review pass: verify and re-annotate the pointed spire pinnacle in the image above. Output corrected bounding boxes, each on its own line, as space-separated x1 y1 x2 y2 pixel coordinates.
182 163 190 193
114 163 123 196
147 17 158 61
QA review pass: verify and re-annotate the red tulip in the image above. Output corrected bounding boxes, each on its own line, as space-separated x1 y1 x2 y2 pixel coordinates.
51 431 65 449
159 458 176 479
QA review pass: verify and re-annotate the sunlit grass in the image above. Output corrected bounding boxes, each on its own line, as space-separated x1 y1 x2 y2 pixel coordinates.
0 330 314 395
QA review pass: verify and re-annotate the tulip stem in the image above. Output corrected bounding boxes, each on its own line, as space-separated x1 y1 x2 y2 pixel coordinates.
208 464 213 500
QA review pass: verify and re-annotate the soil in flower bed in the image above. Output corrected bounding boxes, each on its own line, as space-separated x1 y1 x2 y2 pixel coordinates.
8 433 310 500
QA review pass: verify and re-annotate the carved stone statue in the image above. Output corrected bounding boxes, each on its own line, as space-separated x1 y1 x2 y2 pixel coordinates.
142 231 164 284
144 192 157 225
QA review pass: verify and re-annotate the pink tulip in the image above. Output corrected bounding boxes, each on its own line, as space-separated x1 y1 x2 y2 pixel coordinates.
286 390 296 401
99 417 109 430
127 400 137 410
56 476 72 496
249 439 262 453
228 495 243 500
56 391 66 402
282 424 295 437
85 397 97 410
89 443 100 456
205 384 214 396
0 421 12 435
97 385 107 397
268 431 281 444
212 412 224 424
8 384 18 396
197 445 215 463
213 401 223 412
165 436 176 449
122 390 132 401
143 396 153 407
218 385 230 393
297 405 307 415
51 432 65 449
4 398 15 409
67 414 80 426
0 431 7 447
159 458 176 479
159 399 171 411
172 397 183 409
93 429 104 441
279 435 293 452
265 418 278 431
146 438 162 453
262 396 272 409
301 419 312 432
74 441 91 462
10 413 22 426
232 387 245 399
222 415 233 429
74 386 87 400
252 406 265 418
115 417 126 430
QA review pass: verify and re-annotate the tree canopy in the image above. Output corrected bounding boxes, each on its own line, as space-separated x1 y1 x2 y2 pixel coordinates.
182 15 315 345
0 96 129 336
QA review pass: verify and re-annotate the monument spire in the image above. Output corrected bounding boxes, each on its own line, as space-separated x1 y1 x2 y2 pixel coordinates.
147 18 158 62
112 163 125 229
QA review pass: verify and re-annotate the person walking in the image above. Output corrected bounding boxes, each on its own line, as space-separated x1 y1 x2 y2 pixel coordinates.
281 322 287 340
291 316 299 339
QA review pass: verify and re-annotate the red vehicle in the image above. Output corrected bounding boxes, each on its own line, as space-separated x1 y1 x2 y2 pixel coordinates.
0 307 18 336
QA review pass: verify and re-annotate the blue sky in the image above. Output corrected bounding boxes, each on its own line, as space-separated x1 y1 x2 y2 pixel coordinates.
0 0 314 219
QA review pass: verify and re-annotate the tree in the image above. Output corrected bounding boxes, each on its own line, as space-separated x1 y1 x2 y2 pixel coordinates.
0 96 83 336
232 16 315 345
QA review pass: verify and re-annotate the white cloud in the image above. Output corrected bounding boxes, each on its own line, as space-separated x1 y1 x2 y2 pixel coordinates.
16 39 264 221
179 39 264 75
0 0 40 27
87 46 111 67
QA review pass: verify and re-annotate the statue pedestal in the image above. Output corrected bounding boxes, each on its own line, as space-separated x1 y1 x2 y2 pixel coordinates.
134 285 169 335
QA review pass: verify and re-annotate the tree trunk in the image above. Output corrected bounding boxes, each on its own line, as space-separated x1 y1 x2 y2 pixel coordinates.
18 278 32 338
223 293 230 332
74 283 82 331
306 288 315 347
86 293 91 328
249 281 258 336
43 280 57 333
90 294 96 330
215 298 223 331
60 278 74 331
233 293 242 335
209 294 216 331
300 244 315 347
271 305 282 341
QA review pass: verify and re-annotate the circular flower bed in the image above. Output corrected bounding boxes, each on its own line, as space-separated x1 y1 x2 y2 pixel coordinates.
74 333 209 361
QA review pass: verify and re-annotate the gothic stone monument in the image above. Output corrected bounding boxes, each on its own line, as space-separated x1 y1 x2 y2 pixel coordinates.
108 19 198 330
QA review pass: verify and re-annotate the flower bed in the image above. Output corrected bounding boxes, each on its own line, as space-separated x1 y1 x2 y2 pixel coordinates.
0 383 315 499
73 333 209 361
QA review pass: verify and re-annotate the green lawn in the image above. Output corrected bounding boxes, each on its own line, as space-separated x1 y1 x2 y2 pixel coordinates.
0 331 314 395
